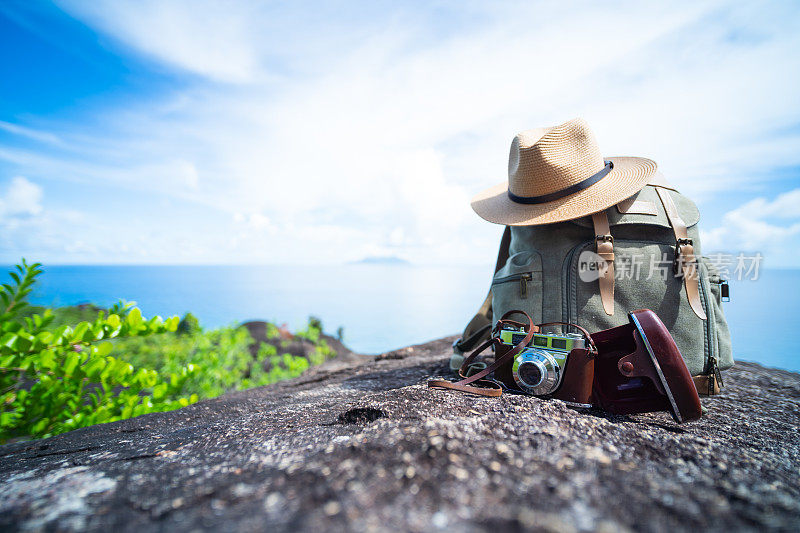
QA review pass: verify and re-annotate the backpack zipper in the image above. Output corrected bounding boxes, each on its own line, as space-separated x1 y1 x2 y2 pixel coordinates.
562 240 593 324
706 355 724 394
492 272 533 299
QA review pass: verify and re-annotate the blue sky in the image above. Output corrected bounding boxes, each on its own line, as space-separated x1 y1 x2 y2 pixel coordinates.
1 0 799 266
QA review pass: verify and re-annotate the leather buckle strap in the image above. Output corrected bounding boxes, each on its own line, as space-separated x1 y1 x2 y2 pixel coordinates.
655 188 707 320
592 211 615 316
673 238 699 278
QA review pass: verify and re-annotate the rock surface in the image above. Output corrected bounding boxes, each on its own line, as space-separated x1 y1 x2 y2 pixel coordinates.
1 337 799 532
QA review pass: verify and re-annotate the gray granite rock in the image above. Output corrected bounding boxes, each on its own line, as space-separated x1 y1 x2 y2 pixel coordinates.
1 337 798 532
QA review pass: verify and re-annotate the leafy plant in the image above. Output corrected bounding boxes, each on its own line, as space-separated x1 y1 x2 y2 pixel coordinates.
114 323 256 398
0 260 197 443
0 261 340 443
116 315 336 396
176 312 201 335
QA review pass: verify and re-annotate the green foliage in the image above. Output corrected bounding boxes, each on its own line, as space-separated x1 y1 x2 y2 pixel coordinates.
244 343 309 388
308 315 323 332
176 312 201 335
0 261 339 443
21 303 102 329
114 326 255 398
1 260 194 443
295 315 323 343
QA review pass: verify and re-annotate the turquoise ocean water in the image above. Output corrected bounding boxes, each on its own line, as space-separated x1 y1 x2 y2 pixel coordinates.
19 264 800 373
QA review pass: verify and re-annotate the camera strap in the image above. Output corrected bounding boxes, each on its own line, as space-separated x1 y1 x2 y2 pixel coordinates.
428 311 536 397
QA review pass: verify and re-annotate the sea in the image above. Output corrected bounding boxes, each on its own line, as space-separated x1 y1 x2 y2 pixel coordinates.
19 264 800 373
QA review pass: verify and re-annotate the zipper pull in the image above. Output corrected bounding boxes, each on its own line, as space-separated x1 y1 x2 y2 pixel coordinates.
712 356 724 388
520 273 530 299
708 356 723 394
720 280 730 302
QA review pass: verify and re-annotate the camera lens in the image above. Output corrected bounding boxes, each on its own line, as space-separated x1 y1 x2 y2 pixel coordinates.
518 361 544 387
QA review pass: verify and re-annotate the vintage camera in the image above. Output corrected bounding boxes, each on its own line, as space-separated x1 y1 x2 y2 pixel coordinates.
498 328 587 396
492 310 702 423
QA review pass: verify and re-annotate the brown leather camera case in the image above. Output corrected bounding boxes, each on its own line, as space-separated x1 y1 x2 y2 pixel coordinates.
589 309 702 423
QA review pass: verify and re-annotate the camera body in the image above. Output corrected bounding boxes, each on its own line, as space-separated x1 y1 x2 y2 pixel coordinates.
494 326 595 404
498 328 586 397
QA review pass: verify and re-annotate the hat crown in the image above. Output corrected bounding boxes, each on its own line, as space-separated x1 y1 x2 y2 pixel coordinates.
508 118 606 197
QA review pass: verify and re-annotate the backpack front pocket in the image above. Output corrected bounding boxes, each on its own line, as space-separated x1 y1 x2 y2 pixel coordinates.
564 240 712 375
492 251 543 326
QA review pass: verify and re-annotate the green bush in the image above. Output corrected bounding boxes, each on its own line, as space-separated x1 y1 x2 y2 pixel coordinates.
115 323 255 398
0 261 337 443
0 260 196 442
176 312 201 335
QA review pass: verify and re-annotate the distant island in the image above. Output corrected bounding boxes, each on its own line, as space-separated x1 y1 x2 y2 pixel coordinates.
351 256 410 265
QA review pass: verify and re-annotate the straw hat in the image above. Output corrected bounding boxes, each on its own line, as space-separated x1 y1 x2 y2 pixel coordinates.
471 118 657 225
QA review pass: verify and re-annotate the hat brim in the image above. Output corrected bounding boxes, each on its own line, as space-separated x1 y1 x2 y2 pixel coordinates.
470 156 657 226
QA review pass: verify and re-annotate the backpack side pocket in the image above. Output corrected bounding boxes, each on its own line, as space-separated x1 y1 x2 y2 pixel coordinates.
700 256 734 371
492 251 543 327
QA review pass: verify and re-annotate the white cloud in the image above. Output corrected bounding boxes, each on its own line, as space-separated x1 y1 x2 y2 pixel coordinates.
56 0 263 83
0 122 63 146
739 189 800 219
233 212 277 234
2 1 800 264
701 188 800 267
0 177 43 219
0 178 96 264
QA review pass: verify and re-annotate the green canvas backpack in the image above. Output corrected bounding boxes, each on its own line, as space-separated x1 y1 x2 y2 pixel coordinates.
453 177 733 395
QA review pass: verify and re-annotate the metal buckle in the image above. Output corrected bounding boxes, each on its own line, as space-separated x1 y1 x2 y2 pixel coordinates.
595 234 613 243
674 238 695 276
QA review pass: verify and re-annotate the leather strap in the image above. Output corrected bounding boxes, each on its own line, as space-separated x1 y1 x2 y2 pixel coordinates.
430 311 536 397
655 188 707 320
591 211 615 316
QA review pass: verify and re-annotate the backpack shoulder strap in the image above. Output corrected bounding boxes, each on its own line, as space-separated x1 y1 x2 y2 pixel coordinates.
451 226 511 370
592 210 615 316
654 187 707 320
